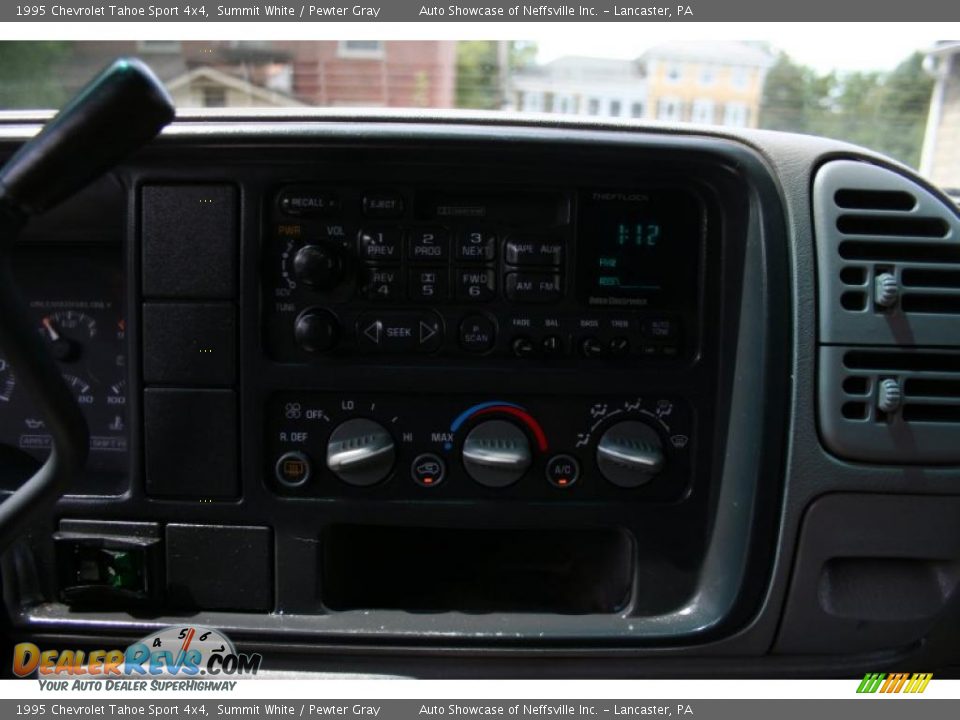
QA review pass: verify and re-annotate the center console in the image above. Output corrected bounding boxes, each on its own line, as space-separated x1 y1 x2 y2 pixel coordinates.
1 127 790 650
262 181 706 502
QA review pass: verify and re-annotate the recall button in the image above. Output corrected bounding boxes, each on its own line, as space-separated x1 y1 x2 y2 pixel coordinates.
358 312 443 353
278 187 340 217
505 272 563 303
505 237 565 266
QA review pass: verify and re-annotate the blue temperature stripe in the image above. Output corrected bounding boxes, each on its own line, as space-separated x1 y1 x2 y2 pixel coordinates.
449 401 524 433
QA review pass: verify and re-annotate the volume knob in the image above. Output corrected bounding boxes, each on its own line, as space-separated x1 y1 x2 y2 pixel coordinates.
596 420 665 488
294 243 344 291
326 418 396 486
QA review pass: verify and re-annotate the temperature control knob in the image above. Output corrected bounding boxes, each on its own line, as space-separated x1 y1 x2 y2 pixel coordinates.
293 243 344 291
326 418 396 487
462 419 532 488
596 420 665 488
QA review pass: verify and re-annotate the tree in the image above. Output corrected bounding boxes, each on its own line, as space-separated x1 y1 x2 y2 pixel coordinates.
759 51 933 168
0 42 71 110
455 41 537 110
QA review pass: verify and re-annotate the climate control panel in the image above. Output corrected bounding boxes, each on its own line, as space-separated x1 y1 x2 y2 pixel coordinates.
267 393 694 501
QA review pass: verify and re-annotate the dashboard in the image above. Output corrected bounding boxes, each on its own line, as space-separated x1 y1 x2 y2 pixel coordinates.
0 114 959 678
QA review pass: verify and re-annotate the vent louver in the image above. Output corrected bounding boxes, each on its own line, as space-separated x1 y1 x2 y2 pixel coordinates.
819 347 960 463
815 160 960 464
815 160 960 345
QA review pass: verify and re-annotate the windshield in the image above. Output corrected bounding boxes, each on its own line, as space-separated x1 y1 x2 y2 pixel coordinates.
0 38 957 192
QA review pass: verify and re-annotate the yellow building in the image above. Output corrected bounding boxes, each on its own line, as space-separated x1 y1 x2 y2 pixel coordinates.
510 42 773 129
642 41 773 128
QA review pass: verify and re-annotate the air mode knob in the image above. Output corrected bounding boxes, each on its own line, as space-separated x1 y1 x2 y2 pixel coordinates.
293 243 344 291
596 420 665 488
462 419 532 488
326 418 396 487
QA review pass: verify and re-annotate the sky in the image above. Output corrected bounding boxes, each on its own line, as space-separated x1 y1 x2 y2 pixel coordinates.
535 27 951 73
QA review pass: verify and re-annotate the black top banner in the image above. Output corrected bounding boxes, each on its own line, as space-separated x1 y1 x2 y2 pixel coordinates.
4 1 960 22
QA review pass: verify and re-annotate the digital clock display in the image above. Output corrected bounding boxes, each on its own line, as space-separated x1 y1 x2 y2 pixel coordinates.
578 189 703 308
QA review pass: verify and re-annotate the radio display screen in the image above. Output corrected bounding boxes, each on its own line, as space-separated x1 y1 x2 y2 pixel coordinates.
577 189 703 309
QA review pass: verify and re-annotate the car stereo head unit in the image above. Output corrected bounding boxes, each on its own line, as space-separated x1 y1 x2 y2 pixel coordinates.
263 184 705 365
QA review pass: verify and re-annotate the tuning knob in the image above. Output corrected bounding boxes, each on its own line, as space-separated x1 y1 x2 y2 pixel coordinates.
462 419 532 488
326 418 396 487
294 243 344 291
596 420 665 488
294 308 340 353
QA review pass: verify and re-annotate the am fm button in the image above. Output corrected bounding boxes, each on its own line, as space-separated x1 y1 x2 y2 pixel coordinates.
505 272 562 303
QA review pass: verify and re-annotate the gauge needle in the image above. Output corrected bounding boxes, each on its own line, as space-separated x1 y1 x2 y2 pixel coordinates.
42 317 60 341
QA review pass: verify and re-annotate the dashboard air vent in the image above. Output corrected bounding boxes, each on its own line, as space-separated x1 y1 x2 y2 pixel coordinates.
814 160 960 346
819 346 960 463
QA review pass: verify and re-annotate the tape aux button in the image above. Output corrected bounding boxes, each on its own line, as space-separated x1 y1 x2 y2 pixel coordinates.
504 236 565 266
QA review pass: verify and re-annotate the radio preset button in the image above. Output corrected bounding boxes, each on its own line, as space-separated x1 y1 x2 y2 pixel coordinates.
505 237 565 266
358 228 402 263
362 192 405 218
459 314 496 353
408 228 450 262
409 268 448 302
505 272 562 303
455 268 496 302
364 267 404 301
456 229 497 262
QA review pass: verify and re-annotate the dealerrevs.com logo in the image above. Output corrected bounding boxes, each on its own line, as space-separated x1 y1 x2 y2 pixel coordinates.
857 673 934 694
13 626 262 689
